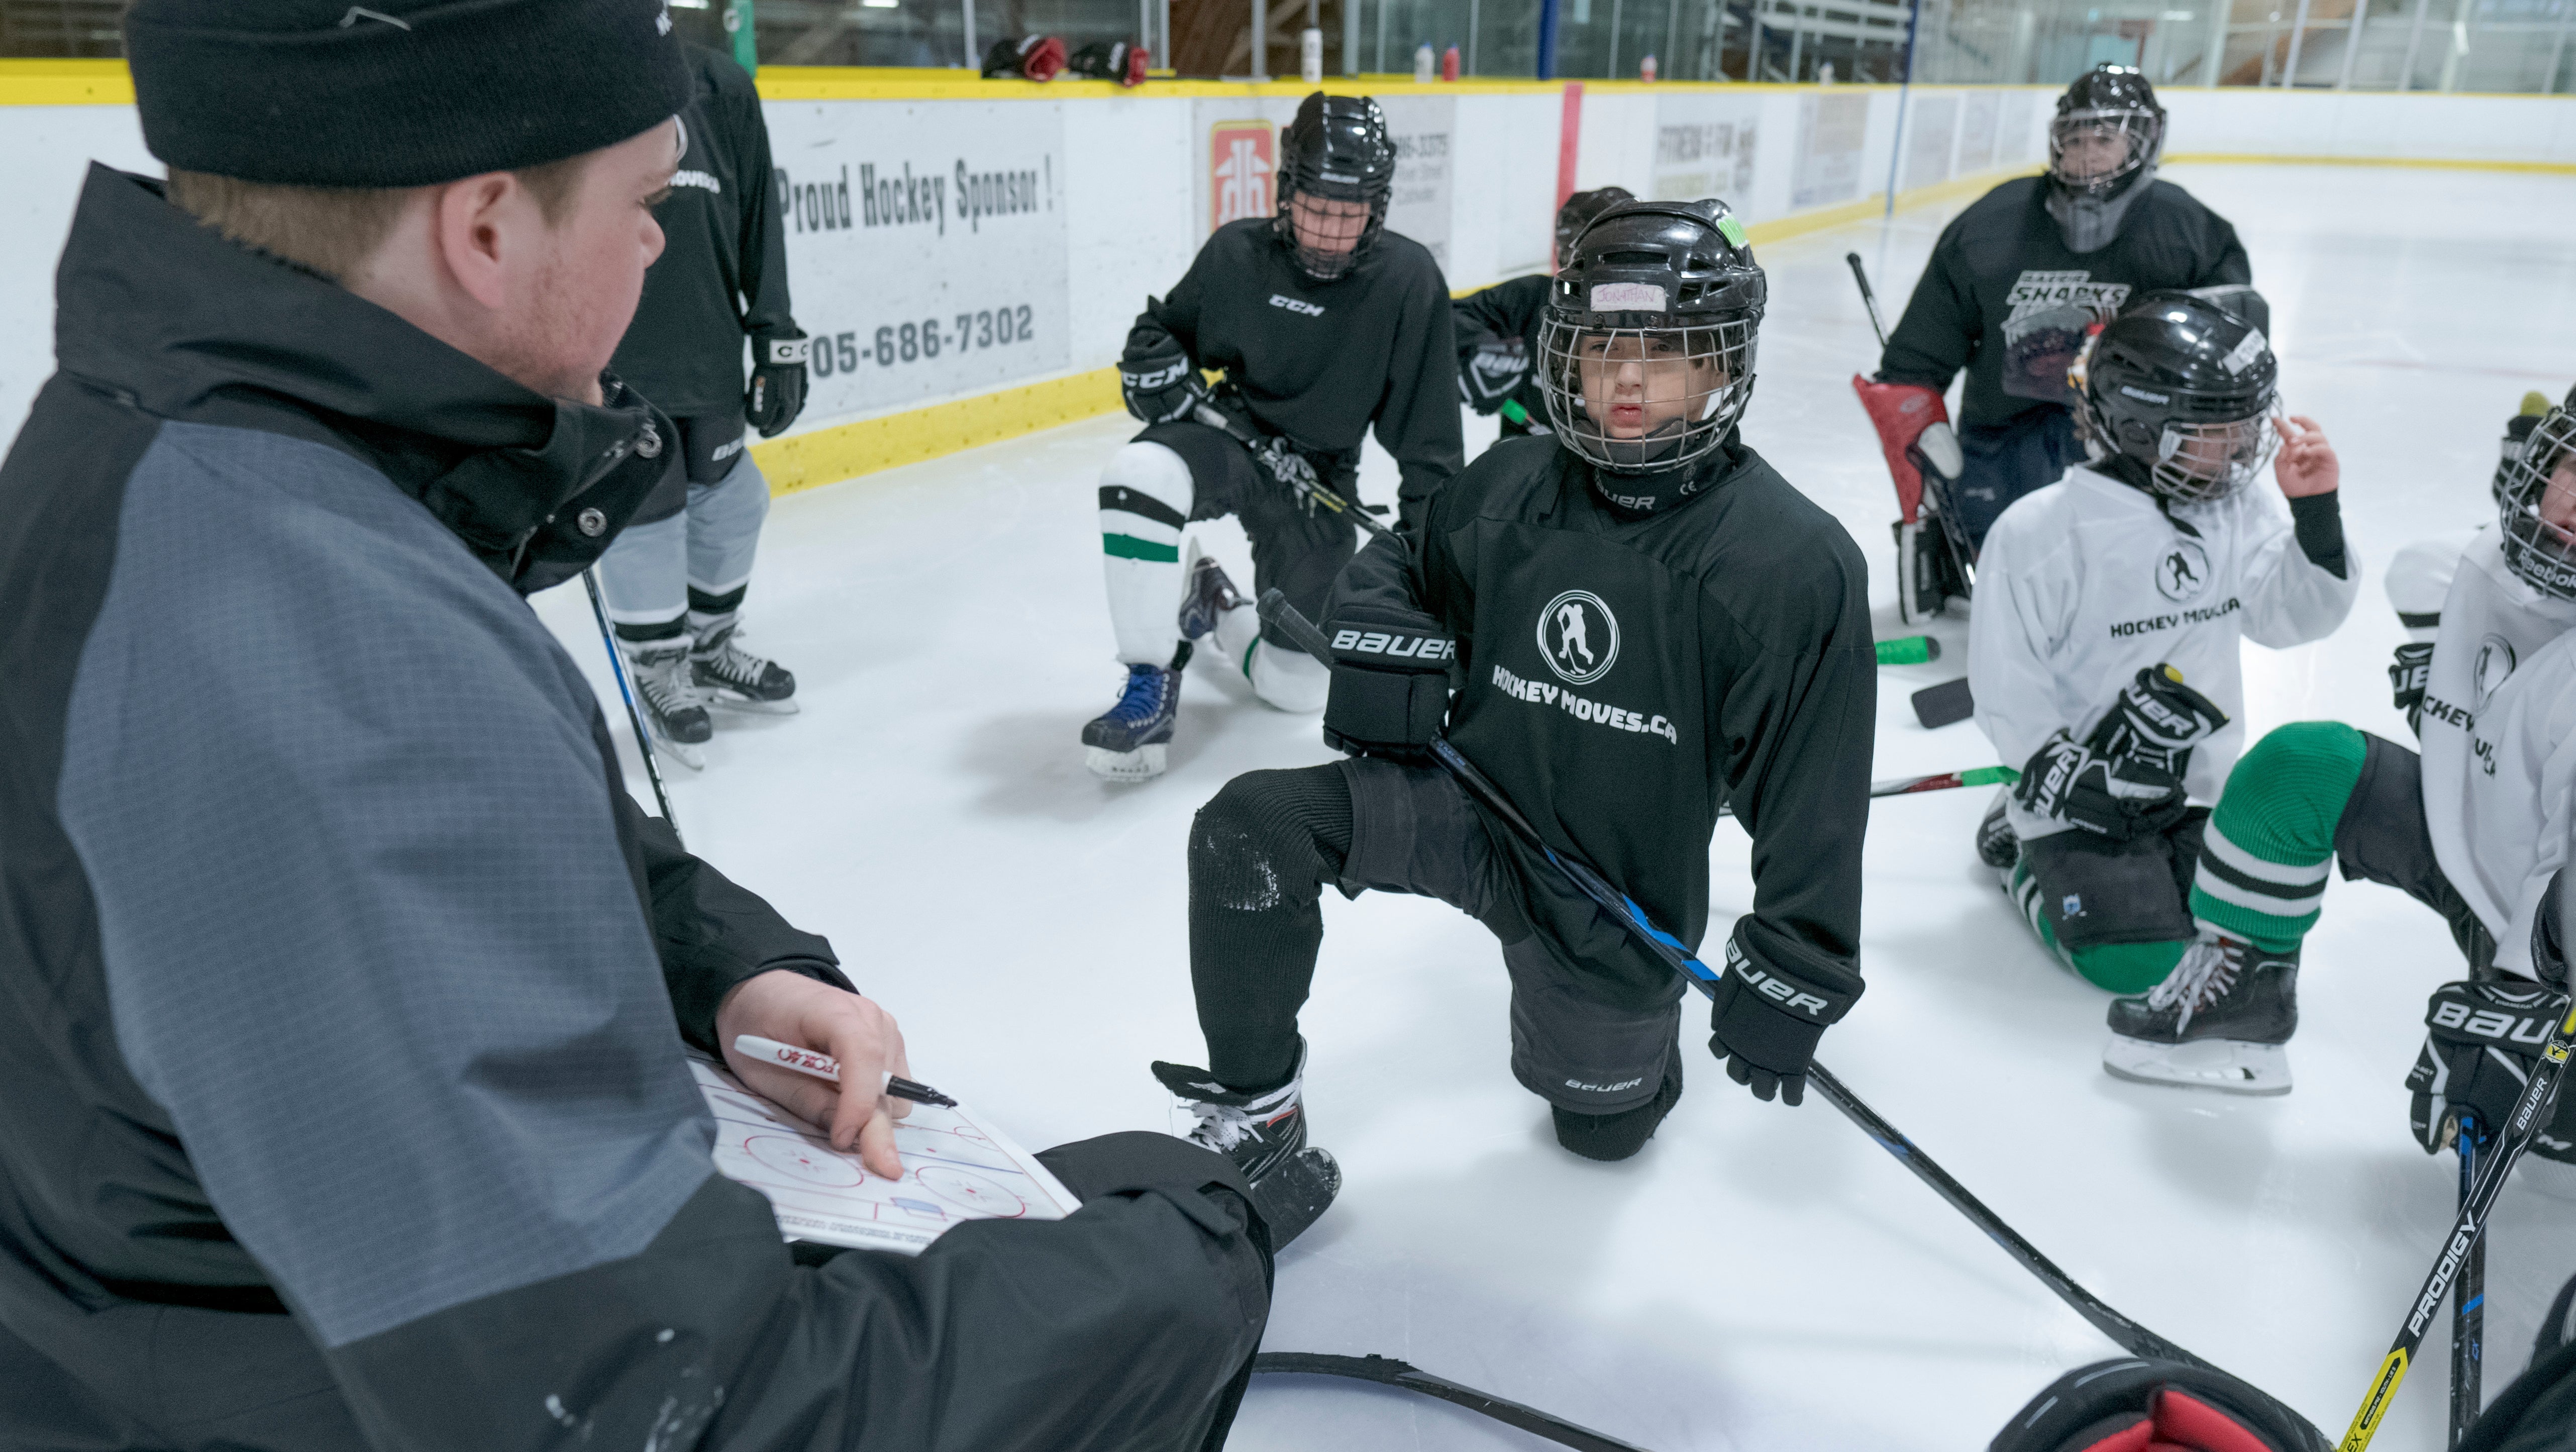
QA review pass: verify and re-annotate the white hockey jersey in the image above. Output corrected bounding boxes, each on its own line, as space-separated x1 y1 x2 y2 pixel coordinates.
1971 465 2360 840
2411 532 2576 975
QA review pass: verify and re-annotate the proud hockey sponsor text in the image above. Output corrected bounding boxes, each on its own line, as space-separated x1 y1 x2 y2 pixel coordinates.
776 157 1052 238
1489 663 1679 744
2108 596 2241 638
804 307 1039 377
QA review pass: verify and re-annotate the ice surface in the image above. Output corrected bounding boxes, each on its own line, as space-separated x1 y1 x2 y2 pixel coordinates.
530 165 2576 1449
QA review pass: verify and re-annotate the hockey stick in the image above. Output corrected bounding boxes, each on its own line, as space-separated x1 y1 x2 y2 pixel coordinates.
1846 252 1892 350
2339 998 2576 1452
1191 402 1397 544
1715 764 2016 819
581 567 683 842
1252 1353 1654 1452
1876 634 1940 666
1254 590 2323 1444
2450 1116 2485 1450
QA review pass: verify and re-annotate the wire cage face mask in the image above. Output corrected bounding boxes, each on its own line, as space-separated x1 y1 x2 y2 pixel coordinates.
1536 316 1757 475
2049 108 2162 198
1275 189 1385 281
2500 408 2576 600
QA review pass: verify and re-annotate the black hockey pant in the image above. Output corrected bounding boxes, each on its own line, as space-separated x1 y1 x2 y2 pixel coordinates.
1191 758 1685 1117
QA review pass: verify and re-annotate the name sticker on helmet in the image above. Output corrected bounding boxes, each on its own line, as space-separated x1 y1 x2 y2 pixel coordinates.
2220 328 2267 376
1589 282 1667 312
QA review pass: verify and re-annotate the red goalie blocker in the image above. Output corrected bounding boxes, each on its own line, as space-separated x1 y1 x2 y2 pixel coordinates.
1852 374 1951 525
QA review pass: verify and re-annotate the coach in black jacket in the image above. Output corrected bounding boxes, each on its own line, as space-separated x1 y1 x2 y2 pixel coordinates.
0 5 1267 1449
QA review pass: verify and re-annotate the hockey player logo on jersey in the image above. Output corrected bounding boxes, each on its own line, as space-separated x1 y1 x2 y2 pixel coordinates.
2158 539 2210 601
1540 590 1618 684
2474 634 2517 708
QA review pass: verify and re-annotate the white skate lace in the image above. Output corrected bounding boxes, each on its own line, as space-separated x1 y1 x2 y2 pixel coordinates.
2145 938 2239 1033
633 650 704 714
1184 1100 1261 1153
697 635 772 689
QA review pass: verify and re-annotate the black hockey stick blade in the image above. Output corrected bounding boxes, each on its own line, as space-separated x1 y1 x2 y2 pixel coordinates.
1254 1353 1655 1452
2339 998 2576 1451
1913 675 1975 729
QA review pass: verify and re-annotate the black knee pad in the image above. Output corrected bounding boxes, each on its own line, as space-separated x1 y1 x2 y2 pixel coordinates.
1552 1061 1682 1162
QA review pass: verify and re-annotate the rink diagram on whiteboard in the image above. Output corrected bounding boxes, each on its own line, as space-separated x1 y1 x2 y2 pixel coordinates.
688 1055 1080 1254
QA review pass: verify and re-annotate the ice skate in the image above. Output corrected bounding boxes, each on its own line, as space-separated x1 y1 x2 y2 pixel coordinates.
1082 662 1179 782
690 621 799 716
622 638 709 769
1975 787 2018 870
1152 1041 1340 1247
2102 936 2298 1095
1176 537 1246 643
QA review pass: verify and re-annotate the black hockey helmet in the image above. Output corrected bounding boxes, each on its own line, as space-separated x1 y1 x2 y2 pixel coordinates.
1554 185 1633 271
1538 197 1765 485
2051 63 2167 201
2497 384 2576 600
1990 1359 2326 1452
2073 289 2279 504
1274 91 1397 282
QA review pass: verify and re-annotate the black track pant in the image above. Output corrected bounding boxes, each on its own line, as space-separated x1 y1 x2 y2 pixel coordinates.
1190 758 1686 1116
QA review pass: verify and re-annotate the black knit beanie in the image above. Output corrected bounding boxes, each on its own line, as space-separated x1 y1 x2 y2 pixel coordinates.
126 0 694 187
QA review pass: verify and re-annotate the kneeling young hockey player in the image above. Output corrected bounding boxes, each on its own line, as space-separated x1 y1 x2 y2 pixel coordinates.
2103 391 2576 1128
1968 292 2355 1053
1451 186 1631 440
1083 91 1462 781
1148 199 1875 1239
1866 64 2251 618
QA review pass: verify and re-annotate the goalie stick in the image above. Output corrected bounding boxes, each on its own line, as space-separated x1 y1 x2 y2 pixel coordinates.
2339 996 2576 1451
1258 587 2326 1451
581 567 684 842
1252 1353 1653 1452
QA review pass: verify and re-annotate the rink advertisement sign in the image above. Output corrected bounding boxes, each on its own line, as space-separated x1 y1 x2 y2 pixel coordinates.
763 101 1071 416
1650 92 1759 209
1191 97 1455 269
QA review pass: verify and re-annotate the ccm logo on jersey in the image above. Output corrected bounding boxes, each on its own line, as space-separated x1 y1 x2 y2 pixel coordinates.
1331 628 1454 662
1724 940 1831 1017
1269 294 1326 317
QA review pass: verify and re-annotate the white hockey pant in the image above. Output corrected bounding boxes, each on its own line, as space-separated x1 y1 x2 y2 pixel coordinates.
596 452 771 636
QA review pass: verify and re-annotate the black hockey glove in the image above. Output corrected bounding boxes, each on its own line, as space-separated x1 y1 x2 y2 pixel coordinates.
2407 978 2576 1159
1705 933 1857 1107
1320 600 1453 761
1456 330 1528 414
2086 663 2228 777
1066 39 1149 85
981 33 1067 79
1119 335 1206 426
1253 434 1335 514
2014 732 2168 841
746 330 809 438
2389 641 2432 736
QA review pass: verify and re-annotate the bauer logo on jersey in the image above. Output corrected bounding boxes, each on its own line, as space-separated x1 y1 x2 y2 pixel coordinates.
2474 634 2519 709
1537 590 1619 685
1588 282 1667 313
2153 538 2212 603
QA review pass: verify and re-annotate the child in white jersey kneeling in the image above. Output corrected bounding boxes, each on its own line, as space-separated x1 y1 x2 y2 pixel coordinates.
1967 290 2357 1093
2114 390 2576 1181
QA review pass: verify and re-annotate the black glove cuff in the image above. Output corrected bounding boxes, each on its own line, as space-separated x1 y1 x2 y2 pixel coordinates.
1323 668 1448 754
761 335 811 367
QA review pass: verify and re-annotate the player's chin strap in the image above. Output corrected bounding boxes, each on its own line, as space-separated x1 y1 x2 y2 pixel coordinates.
1251 1353 1654 1452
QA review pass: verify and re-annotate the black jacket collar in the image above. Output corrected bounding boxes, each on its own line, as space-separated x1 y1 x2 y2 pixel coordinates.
53 165 672 595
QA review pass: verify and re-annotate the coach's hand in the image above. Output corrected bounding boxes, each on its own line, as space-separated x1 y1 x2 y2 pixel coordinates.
718 970 912 1180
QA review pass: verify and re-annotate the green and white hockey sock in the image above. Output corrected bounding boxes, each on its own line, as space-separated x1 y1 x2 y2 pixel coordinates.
2189 721 2367 953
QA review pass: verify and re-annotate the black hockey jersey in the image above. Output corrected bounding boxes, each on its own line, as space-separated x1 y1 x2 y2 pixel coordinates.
1453 273 1549 426
1137 219 1462 528
1879 176 2248 431
608 42 794 418
1332 436 1875 1015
